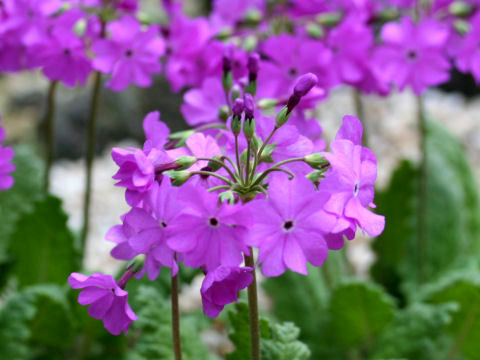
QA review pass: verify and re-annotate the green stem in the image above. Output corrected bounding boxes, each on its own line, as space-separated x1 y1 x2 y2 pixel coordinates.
353 89 369 147
254 127 278 171
253 157 305 186
245 140 252 183
80 71 102 252
196 157 238 181
207 185 232 192
235 135 245 184
171 260 183 360
43 81 58 192
416 95 427 284
190 170 234 185
194 122 228 132
244 250 261 360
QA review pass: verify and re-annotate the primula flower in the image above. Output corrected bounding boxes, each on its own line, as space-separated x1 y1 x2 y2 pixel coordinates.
68 272 137 335
107 181 180 280
167 185 251 271
201 266 253 318
247 175 336 277
373 16 450 94
31 26 92 87
319 115 385 237
455 12 480 84
0 118 15 190
92 15 165 91
181 77 227 126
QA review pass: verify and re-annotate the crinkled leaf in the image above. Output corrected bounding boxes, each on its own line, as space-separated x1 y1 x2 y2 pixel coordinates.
329 280 395 350
370 303 455 360
126 285 216 360
262 322 311 360
424 268 480 360
372 119 480 295
8 195 79 287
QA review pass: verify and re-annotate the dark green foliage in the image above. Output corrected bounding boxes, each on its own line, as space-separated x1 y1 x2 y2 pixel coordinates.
8 195 79 287
226 302 271 360
424 269 480 360
0 146 43 263
371 303 455 360
126 285 215 360
0 290 37 360
262 322 311 360
372 119 480 294
329 281 395 351
226 302 310 360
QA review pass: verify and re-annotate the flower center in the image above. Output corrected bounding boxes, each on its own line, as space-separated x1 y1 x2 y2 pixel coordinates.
283 220 295 232
161 221 167 228
407 50 417 60
209 217 219 228
63 48 71 56
125 49 134 57
354 182 360 196
288 68 298 77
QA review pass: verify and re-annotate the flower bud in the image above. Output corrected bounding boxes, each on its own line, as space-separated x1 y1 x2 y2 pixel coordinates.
232 98 244 117
449 1 473 17
454 19 470 35
304 153 329 169
231 85 242 102
219 105 230 121
247 52 260 81
306 170 325 186
316 12 342 27
175 156 197 170
294 73 318 97
244 93 255 120
258 98 278 110
166 170 192 186
243 117 256 140
208 155 223 172
275 106 291 128
306 23 324 39
243 9 262 26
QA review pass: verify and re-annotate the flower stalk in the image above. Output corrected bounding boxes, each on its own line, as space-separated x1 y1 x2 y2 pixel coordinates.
244 250 261 360
171 256 183 360
43 80 59 192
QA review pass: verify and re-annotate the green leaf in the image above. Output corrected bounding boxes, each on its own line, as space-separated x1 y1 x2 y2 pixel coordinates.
262 322 311 360
329 281 395 350
8 195 79 287
372 119 480 293
0 290 37 360
424 269 480 360
0 146 43 258
226 302 271 360
227 302 310 360
126 285 216 360
371 303 455 360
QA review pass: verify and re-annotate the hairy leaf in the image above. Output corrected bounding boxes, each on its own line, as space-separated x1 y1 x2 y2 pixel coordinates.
8 195 79 287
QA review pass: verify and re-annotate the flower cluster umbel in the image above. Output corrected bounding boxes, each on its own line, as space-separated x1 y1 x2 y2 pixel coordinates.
69 66 385 334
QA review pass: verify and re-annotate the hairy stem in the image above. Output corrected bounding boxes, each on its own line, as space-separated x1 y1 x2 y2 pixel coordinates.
245 140 252 183
235 135 244 184
80 71 102 253
190 170 234 185
416 95 427 283
244 250 261 360
43 81 58 192
171 260 183 360
196 157 238 181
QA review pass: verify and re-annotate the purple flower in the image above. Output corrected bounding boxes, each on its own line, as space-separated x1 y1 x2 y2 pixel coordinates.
68 272 137 335
0 118 15 190
92 15 165 91
373 16 450 94
167 186 251 271
455 12 480 84
31 25 92 87
181 77 227 126
210 0 265 29
247 175 336 277
107 181 181 280
201 266 253 318
319 115 385 237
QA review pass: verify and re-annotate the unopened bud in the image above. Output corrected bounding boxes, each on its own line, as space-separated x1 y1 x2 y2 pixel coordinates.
243 8 262 26
232 98 244 117
304 153 329 169
222 72 233 93
166 170 192 186
219 105 230 121
316 12 342 27
219 190 235 204
306 22 324 39
175 156 197 170
74 19 87 37
208 155 223 172
231 85 242 101
294 73 318 97
244 93 255 120
454 19 470 35
243 117 256 140
275 106 291 128
449 1 473 17
247 52 260 80
306 170 325 186
258 98 278 110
